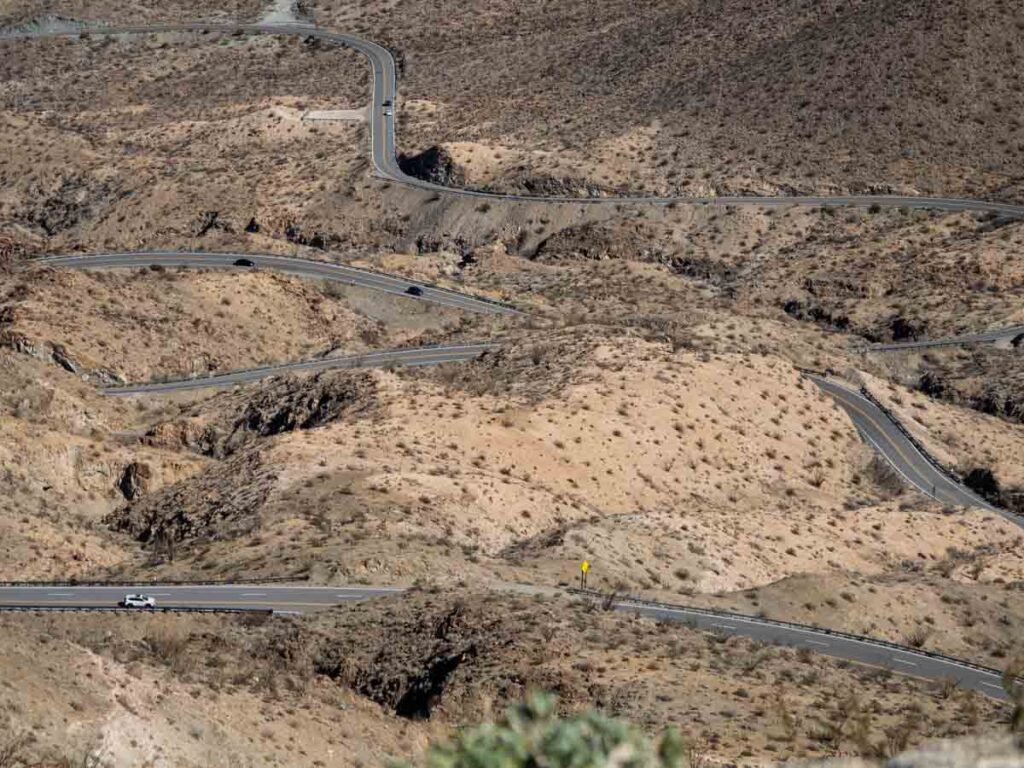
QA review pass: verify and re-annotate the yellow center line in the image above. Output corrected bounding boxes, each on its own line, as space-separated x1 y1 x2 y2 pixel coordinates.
831 394 946 496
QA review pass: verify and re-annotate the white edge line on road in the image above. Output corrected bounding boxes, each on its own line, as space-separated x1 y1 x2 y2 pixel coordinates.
622 602 988 676
826 381 1002 514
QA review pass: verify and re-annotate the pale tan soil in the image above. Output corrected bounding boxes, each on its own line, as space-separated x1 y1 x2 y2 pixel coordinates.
316 0 1024 201
0 611 433 768
6 264 460 382
0 0 268 27
0 353 207 579
862 371 1024 491
0 3 1022 765
695 572 1024 669
0 592 1008 766
104 333 1024 616
0 32 371 252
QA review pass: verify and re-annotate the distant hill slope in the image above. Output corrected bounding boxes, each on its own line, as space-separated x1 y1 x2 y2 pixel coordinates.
321 0 1024 200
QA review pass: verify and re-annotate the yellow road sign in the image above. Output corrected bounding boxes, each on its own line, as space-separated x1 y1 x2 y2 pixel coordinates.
581 560 590 574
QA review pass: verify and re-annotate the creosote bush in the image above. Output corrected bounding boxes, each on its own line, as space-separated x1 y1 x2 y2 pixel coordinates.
396 691 685 768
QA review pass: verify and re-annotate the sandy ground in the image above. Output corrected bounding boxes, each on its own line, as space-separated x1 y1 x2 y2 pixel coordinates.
0 592 1009 767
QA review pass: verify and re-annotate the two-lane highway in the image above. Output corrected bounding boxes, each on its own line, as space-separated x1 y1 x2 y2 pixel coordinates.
5 17 1024 707
867 325 1024 353
34 251 512 394
36 251 520 316
0 584 401 611
0 584 1015 701
102 342 501 394
808 375 1023 525
3 21 1024 216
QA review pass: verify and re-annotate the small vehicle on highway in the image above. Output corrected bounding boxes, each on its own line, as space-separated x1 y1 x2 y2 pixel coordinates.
233 258 256 268
405 285 423 296
120 594 156 609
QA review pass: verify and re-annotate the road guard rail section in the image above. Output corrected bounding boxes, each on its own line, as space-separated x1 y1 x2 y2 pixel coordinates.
855 387 1000 510
0 576 303 587
567 587 1020 685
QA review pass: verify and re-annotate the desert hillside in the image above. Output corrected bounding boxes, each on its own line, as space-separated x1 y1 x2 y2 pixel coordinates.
316 0 1024 200
0 0 1022 766
0 591 1010 766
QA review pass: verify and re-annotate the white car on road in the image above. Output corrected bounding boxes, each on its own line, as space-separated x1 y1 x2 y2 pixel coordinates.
120 594 156 609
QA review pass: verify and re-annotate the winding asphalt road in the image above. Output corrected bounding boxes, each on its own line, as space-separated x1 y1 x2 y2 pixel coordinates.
808 375 1023 522
37 251 520 316
33 250 511 393
868 325 1024 352
4 20 1024 215
104 342 501 394
4 18 1023 704
0 584 1014 701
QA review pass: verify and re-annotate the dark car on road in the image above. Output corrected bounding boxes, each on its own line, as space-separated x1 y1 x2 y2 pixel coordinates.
405 285 423 296
233 258 255 268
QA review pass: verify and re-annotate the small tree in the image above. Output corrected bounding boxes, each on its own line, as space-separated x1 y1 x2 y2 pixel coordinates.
397 691 685 768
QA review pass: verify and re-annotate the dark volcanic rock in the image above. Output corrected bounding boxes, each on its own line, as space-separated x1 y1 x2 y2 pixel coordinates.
963 467 1001 504
398 146 465 187
223 371 375 452
107 451 275 545
889 314 926 342
117 462 152 501
143 371 377 458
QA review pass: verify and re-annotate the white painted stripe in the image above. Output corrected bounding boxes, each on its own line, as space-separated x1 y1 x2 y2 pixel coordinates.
892 658 918 667
712 623 737 630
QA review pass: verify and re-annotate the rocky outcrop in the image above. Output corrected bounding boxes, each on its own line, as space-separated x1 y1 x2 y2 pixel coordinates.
221 371 375 451
888 315 927 342
116 462 152 501
142 371 377 458
0 330 124 385
533 222 671 265
781 299 852 332
193 210 233 237
107 451 275 545
493 173 610 198
398 146 466 187
313 600 483 720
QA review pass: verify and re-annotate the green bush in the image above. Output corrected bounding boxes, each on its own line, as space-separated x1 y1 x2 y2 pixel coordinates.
396 691 685 768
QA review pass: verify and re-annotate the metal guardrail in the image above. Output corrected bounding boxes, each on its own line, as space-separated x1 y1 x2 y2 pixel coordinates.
0 576 304 587
568 588 1020 683
855 386 1001 510
99 341 500 391
0 606 274 615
